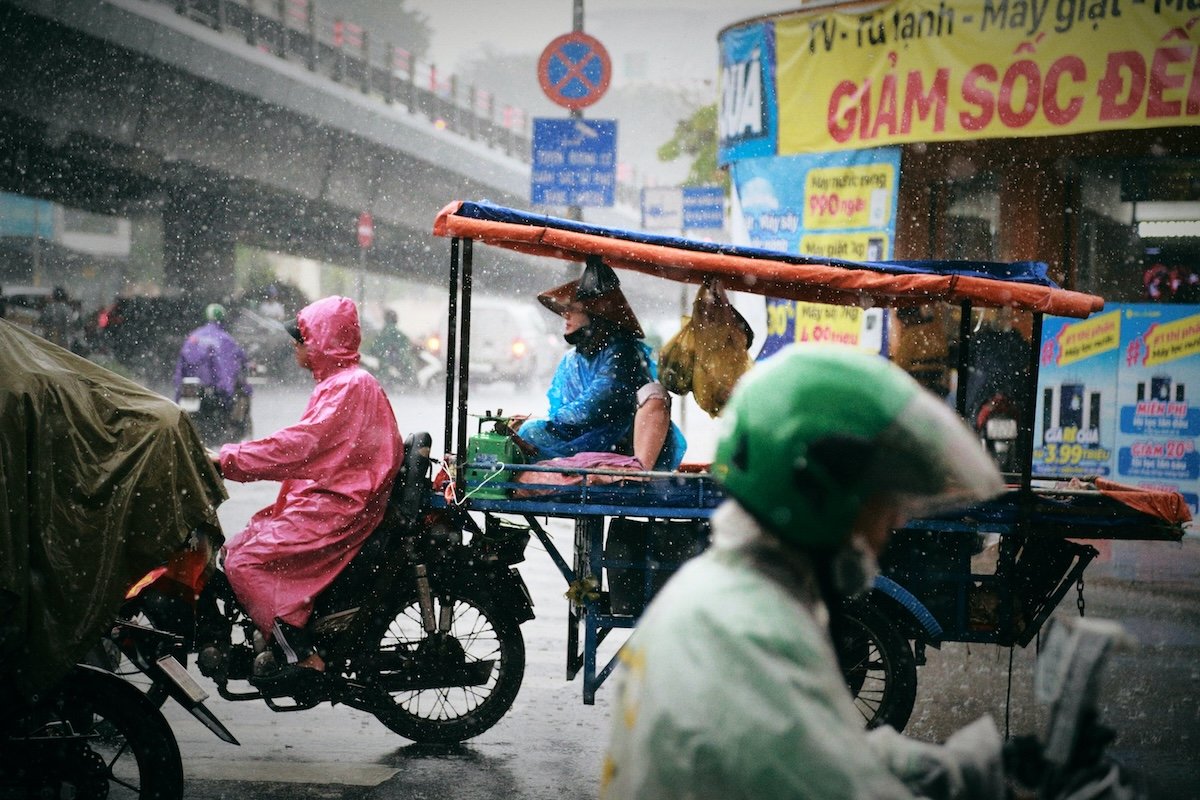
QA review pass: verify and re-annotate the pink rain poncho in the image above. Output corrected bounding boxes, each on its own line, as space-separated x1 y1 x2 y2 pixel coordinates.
219 296 402 633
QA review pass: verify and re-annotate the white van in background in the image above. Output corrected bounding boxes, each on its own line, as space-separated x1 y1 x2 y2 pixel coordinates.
465 296 563 387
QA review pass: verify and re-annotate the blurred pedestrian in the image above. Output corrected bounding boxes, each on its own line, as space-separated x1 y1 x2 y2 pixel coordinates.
37 286 76 349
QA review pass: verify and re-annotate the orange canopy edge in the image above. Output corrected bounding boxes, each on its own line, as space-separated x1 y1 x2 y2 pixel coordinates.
433 200 1105 319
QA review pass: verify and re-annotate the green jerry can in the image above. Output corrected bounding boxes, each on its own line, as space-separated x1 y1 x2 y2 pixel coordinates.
464 412 525 500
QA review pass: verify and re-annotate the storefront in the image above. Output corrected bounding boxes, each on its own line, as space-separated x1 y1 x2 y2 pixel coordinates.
719 0 1200 511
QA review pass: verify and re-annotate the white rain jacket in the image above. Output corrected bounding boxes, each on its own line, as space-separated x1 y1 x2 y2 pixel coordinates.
601 501 1005 800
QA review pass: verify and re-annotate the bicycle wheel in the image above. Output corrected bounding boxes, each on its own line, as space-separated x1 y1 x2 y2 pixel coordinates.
833 596 918 731
23 665 184 799
360 581 525 744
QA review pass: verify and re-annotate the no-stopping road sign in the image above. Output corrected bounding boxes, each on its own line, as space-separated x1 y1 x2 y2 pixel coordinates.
538 32 611 111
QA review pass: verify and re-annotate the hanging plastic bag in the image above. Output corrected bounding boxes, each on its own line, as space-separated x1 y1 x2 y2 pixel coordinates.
690 280 754 416
658 281 754 417
658 314 697 396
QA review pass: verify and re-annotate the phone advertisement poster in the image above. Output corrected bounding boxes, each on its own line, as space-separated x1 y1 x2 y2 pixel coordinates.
1114 305 1200 516
1033 311 1121 478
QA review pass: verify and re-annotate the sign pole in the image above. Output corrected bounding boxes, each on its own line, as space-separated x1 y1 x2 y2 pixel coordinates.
356 211 374 309
568 0 584 223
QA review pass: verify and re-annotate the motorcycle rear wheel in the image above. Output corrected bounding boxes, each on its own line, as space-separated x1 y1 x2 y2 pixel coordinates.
360 582 525 744
5 664 184 800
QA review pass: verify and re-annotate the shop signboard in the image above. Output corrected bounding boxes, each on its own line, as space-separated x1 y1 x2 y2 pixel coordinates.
730 147 900 359
717 21 777 165
718 0 1198 156
1034 304 1200 517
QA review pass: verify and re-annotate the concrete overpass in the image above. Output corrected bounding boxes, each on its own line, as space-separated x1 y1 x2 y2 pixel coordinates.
0 0 548 298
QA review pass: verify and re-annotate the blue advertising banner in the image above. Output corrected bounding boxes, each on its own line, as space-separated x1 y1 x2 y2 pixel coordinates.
717 22 777 165
731 147 900 359
1114 304 1200 515
1033 311 1121 478
531 118 617 207
1034 304 1200 517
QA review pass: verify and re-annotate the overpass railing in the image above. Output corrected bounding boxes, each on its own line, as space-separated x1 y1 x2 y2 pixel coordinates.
161 0 533 162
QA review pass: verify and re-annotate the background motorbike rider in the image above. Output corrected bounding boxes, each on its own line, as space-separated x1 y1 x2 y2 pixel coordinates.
368 307 418 387
174 302 253 440
211 296 402 695
601 345 1012 800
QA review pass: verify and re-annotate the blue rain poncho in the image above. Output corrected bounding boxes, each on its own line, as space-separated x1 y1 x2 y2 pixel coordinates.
519 334 685 470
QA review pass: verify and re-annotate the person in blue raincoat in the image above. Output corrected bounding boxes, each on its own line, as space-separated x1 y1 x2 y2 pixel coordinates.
516 257 686 471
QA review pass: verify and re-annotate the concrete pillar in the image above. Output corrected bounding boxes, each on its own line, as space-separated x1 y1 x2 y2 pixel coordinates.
162 191 236 299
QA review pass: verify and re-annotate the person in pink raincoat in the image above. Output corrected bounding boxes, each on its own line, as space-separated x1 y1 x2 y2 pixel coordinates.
217 295 402 691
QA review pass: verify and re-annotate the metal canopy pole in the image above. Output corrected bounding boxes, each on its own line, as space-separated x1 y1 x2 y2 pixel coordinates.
455 238 475 494
1019 312 1044 492
444 238 460 465
955 300 973 419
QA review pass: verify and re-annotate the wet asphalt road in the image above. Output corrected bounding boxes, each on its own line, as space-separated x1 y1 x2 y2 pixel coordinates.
167 383 1200 800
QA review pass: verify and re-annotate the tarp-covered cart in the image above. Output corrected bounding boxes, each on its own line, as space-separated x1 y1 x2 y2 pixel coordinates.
0 319 226 701
429 201 1190 726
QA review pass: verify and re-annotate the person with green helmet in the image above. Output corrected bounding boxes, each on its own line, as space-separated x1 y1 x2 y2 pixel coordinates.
601 344 1008 800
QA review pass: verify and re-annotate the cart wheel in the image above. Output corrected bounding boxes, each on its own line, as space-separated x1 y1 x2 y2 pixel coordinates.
833 595 918 731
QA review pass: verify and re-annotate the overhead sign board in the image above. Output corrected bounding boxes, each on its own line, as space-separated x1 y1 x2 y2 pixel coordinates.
683 186 725 231
538 32 612 110
641 187 683 231
531 118 617 207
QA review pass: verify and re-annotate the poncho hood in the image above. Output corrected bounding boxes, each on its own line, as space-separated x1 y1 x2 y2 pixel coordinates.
297 296 361 379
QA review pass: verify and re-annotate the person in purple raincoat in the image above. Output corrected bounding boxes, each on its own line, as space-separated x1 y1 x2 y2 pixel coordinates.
216 296 402 693
173 303 252 409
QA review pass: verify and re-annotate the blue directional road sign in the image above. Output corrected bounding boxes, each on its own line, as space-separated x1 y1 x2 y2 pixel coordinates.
682 185 725 231
531 118 617 208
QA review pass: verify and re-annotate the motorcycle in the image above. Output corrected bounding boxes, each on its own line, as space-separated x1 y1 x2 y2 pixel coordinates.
975 391 1022 475
1005 616 1147 800
360 347 443 393
177 377 253 447
1 605 238 800
122 432 535 745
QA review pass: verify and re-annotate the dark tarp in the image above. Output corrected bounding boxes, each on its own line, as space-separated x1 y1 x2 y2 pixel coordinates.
0 319 226 698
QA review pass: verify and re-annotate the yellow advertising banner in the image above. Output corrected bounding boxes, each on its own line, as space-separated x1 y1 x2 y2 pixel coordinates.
1143 313 1200 365
1054 309 1120 367
774 0 1198 154
766 301 868 346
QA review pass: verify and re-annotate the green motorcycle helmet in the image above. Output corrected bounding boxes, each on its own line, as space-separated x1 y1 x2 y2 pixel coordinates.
713 344 1004 550
205 303 226 323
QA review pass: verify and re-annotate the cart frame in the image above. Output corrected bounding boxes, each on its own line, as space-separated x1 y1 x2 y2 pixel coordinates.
429 201 1189 723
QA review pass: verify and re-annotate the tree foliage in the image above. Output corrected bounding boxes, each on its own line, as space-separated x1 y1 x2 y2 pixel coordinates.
657 103 727 189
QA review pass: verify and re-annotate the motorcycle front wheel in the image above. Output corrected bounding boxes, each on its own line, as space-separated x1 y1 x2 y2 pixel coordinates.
361 581 525 744
833 596 918 731
5 664 184 800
